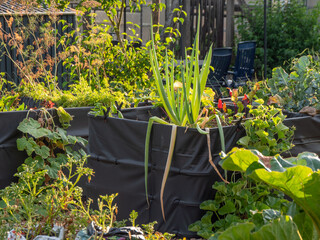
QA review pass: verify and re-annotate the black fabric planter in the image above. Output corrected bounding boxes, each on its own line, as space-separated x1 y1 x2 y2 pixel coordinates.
0 107 92 189
283 114 320 157
87 111 245 237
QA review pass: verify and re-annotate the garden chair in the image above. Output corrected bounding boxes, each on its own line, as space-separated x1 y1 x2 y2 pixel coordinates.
228 41 256 87
206 47 233 91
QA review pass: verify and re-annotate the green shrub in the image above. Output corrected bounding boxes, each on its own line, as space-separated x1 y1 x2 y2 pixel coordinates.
236 0 320 78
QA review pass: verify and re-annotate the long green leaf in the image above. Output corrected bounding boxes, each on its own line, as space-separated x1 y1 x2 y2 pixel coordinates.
160 124 178 221
181 67 193 125
215 114 225 152
144 116 171 206
150 33 179 124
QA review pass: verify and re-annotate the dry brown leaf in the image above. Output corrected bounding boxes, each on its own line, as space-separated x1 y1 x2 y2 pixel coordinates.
299 106 320 116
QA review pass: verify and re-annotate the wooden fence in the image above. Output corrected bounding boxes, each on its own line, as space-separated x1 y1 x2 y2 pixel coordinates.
180 0 238 59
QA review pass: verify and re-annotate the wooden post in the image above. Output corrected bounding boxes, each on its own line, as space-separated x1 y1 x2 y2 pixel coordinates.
181 0 191 57
226 0 234 47
152 0 161 33
216 0 224 47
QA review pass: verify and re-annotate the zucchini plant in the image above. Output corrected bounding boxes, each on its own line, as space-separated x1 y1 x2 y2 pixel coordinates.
220 148 320 240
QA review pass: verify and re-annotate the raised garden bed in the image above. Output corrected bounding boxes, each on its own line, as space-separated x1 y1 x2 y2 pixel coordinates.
86 108 245 237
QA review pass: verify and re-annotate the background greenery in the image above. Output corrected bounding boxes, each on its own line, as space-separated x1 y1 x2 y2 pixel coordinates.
236 0 320 78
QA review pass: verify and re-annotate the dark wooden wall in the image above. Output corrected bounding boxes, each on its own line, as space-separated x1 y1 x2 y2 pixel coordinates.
180 0 236 59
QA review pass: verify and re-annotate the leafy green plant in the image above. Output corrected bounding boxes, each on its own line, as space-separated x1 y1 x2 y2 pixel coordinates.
221 148 320 238
236 0 320 78
216 215 302 240
16 107 87 179
0 94 26 112
0 78 26 111
89 102 124 118
1 108 135 238
62 21 152 102
238 99 295 156
0 108 94 238
16 77 128 108
189 177 291 239
268 55 320 112
61 1 184 104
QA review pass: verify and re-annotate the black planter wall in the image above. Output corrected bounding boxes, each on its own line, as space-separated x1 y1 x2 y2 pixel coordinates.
0 107 91 189
86 109 245 237
283 114 320 157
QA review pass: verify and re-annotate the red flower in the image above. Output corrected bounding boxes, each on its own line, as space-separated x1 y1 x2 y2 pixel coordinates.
47 100 55 108
218 99 223 109
242 94 250 106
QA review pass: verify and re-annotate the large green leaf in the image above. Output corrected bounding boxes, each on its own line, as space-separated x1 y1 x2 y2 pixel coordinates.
218 200 236 215
57 106 73 129
17 118 51 138
218 216 302 240
252 215 302 240
294 211 319 240
17 137 37 156
200 200 220 212
221 148 320 236
220 148 259 172
217 222 255 240
34 145 50 159
250 166 320 235
286 152 320 172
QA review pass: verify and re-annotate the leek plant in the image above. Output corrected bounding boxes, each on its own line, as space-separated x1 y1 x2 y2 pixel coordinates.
145 10 226 221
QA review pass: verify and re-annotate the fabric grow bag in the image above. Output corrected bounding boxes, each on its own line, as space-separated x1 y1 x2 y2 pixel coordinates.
0 107 91 189
283 114 320 157
86 112 245 237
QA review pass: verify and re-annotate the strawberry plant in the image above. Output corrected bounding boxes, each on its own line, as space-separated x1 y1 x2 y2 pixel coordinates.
238 99 295 156
189 177 292 239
